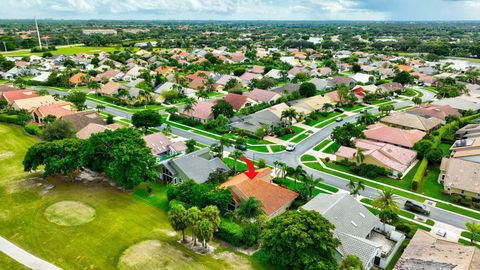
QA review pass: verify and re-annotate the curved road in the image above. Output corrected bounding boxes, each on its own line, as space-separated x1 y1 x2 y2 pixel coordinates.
42 86 478 229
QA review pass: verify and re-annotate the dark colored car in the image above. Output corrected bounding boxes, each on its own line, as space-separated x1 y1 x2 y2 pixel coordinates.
404 200 430 215
235 144 247 151
334 107 345 113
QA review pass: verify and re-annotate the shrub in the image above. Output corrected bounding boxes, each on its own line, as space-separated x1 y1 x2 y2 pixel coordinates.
411 158 428 191
257 158 266 168
242 222 261 247
396 223 417 239
24 124 41 135
215 218 244 246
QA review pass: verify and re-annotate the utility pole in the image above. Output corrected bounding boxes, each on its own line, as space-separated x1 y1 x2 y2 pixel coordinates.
35 16 42 49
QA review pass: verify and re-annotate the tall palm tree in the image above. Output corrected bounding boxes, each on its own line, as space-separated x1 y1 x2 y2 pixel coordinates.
353 148 365 165
287 165 306 189
356 112 376 126
196 87 209 100
235 197 264 222
218 135 232 158
304 174 321 199
466 221 480 244
322 103 334 112
281 108 297 126
229 150 243 173
372 189 399 230
183 97 197 116
346 179 357 192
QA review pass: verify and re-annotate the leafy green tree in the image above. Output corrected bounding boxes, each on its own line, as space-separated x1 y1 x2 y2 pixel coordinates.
260 209 339 270
356 112 376 126
303 174 322 199
281 108 298 125
413 139 433 159
96 104 106 112
229 149 244 173
393 71 414 85
183 98 198 115
465 221 480 244
185 139 197 153
202 205 221 231
131 109 163 134
212 99 234 118
412 97 422 106
66 91 87 111
299 82 317 97
373 189 399 229
236 197 265 221
255 126 267 139
106 114 115 124
331 122 364 147
23 138 85 177
339 255 364 270
286 165 306 189
196 219 214 249
82 128 157 189
425 147 444 164
168 204 188 242
42 119 76 141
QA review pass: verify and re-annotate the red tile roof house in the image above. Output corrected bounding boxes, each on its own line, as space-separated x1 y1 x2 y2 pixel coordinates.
224 93 258 111
179 101 215 123
143 132 187 159
33 103 75 123
220 168 299 218
248 65 265 74
244 89 282 103
336 139 417 177
76 123 122 139
188 77 207 90
2 89 38 104
407 104 461 122
239 72 262 86
363 123 426 149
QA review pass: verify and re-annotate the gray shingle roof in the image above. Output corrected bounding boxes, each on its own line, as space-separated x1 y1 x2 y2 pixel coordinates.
169 148 229 183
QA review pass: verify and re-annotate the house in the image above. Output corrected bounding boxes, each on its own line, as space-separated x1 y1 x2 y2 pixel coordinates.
351 73 374 84
397 65 413 72
455 124 480 139
303 193 405 269
2 89 38 104
329 76 355 87
244 89 282 103
380 112 443 132
33 103 74 123
155 66 176 76
439 158 480 198
76 123 122 139
224 93 257 111
230 103 289 134
264 69 282 79
449 137 480 163
220 168 298 218
433 97 480 112
290 95 335 115
309 78 329 90
378 68 395 78
123 66 143 81
12 95 63 112
406 104 461 121
215 75 241 89
248 65 265 74
60 110 106 131
336 139 417 176
363 123 426 149
179 101 215 123
288 66 309 79
96 69 122 82
160 148 229 184
69 73 87 85
270 83 300 95
318 67 333 77
377 83 404 95
188 77 206 90
394 230 480 270
99 81 124 96
239 72 261 86
31 72 51 83
143 132 186 160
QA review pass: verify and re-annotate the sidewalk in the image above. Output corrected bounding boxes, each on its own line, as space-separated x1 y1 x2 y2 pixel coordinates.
0 236 62 270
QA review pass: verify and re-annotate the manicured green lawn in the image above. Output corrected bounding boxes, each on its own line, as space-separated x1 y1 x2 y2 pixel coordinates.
313 139 331 151
0 124 267 270
3 46 123 57
301 155 317 162
323 142 340 154
246 138 274 145
279 126 305 141
304 112 340 127
249 145 270 152
344 104 365 112
0 249 29 270
270 145 286 152
290 132 310 143
439 143 452 157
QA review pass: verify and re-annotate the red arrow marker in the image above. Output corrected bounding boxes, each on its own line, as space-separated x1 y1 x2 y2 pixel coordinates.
241 156 258 180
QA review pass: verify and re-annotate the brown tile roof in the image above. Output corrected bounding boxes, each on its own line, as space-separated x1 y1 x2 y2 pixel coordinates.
100 81 123 95
380 112 443 132
34 103 74 119
179 101 215 121
244 89 280 103
224 93 249 111
220 168 298 217
76 123 121 140
60 110 106 131
364 123 426 148
407 104 461 121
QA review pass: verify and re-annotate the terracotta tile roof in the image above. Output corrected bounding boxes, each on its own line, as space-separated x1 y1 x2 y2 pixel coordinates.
407 104 461 121
244 89 280 103
100 81 123 95
179 101 215 121
69 73 86 84
188 77 206 90
76 123 121 140
397 65 413 72
97 69 120 80
364 123 426 148
12 95 62 112
2 89 38 103
220 168 298 217
34 103 74 119
224 93 249 111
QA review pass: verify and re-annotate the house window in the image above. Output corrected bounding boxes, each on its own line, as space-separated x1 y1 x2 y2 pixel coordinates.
461 190 465 194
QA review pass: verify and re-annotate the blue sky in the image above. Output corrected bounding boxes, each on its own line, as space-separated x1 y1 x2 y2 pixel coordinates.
1 0 479 21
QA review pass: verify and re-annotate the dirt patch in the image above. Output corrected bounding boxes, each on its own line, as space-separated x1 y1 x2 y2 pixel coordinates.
213 251 253 270
117 240 204 270
0 151 14 161
44 201 96 226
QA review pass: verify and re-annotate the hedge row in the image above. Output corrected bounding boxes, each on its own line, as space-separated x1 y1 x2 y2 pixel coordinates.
215 218 244 246
411 158 428 191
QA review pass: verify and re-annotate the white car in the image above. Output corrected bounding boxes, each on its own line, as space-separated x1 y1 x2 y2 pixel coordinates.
286 144 296 152
435 229 447 237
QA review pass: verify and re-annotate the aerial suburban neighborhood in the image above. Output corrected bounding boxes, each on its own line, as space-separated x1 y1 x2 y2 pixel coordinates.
1 1 480 270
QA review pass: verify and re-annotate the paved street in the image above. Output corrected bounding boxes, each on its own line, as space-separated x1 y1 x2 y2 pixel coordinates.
42 86 479 229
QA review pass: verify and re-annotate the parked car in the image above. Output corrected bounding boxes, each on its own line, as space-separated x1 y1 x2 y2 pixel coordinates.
386 96 395 100
404 200 430 215
360 109 367 113
286 144 296 152
235 144 247 151
336 117 344 122
334 107 345 113
364 101 372 105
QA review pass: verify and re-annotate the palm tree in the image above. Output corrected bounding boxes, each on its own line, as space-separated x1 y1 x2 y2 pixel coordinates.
287 165 306 189
96 104 106 112
186 207 202 246
465 221 480 244
218 135 233 158
196 87 209 100
183 97 198 116
356 112 376 126
372 189 399 230
353 148 365 165
229 150 243 173
304 174 321 198
322 103 334 112
281 108 297 125
235 197 264 222
346 179 357 192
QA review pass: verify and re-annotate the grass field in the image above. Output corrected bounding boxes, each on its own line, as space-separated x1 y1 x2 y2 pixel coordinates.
279 126 305 141
0 123 267 270
2 46 124 57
